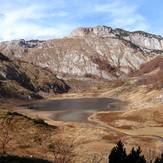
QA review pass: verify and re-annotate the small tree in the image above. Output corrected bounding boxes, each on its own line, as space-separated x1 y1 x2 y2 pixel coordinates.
126 147 146 163
108 141 148 163
154 154 163 163
108 140 127 163
48 138 75 163
0 117 13 155
146 149 157 163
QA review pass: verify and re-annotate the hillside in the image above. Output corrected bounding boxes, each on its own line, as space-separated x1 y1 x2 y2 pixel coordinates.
0 53 70 100
131 56 163 90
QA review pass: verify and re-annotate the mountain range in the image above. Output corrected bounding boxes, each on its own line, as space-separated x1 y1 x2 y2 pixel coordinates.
0 25 163 98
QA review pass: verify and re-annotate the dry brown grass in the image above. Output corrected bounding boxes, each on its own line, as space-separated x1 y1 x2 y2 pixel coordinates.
131 56 163 90
0 108 57 161
91 57 118 77
96 104 163 138
133 56 163 76
97 111 144 125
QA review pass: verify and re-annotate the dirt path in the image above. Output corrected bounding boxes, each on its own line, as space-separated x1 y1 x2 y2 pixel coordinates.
89 112 163 143
16 106 160 141
15 100 163 145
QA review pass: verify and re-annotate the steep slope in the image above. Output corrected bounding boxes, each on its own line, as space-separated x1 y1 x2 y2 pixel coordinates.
0 26 163 80
0 53 70 99
131 56 163 90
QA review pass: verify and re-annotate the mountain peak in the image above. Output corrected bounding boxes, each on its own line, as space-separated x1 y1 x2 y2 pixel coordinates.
70 26 113 37
69 25 163 51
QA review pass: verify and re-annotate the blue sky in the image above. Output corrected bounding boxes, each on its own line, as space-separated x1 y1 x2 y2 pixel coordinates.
0 0 162 41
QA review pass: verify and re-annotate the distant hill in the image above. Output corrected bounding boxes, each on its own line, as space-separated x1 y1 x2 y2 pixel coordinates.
0 53 70 99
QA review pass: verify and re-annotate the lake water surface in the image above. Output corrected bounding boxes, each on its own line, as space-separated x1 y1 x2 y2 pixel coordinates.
25 98 126 122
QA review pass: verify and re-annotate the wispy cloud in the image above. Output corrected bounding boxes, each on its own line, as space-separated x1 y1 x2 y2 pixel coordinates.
94 0 149 31
0 0 153 41
0 0 74 40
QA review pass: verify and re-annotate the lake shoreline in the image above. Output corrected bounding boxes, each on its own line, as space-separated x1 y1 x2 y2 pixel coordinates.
21 97 126 122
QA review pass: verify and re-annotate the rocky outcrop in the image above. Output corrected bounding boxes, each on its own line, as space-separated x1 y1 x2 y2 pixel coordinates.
0 39 44 59
70 26 163 51
0 53 70 100
0 26 163 80
70 26 114 38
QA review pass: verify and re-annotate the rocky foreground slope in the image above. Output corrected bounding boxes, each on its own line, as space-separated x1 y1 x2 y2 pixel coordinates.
0 53 70 99
0 26 163 80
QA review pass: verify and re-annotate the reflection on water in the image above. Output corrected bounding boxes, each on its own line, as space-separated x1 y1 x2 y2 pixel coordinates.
25 98 126 122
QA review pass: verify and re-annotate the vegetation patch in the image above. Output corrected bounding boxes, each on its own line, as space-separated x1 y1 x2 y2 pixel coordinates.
6 111 56 129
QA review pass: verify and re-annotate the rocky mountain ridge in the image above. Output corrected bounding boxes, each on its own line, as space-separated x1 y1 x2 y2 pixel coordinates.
70 26 163 51
0 26 163 80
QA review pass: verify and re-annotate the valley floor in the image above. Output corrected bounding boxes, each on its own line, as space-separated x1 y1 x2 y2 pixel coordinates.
1 82 163 162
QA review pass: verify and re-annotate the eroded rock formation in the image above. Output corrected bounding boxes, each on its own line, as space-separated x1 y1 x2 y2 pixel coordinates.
0 26 163 80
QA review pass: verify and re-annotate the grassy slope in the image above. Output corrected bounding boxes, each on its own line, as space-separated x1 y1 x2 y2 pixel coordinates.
0 107 57 161
0 53 70 99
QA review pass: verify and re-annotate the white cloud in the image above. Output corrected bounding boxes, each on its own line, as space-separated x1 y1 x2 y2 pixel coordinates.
94 0 149 31
0 0 151 41
0 1 73 41
0 23 74 41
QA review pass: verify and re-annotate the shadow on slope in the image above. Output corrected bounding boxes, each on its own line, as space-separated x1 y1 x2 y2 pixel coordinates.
0 155 51 163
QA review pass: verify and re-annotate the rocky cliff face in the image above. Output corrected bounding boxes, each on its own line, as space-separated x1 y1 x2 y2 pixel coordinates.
0 39 44 58
0 26 163 80
70 26 163 51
